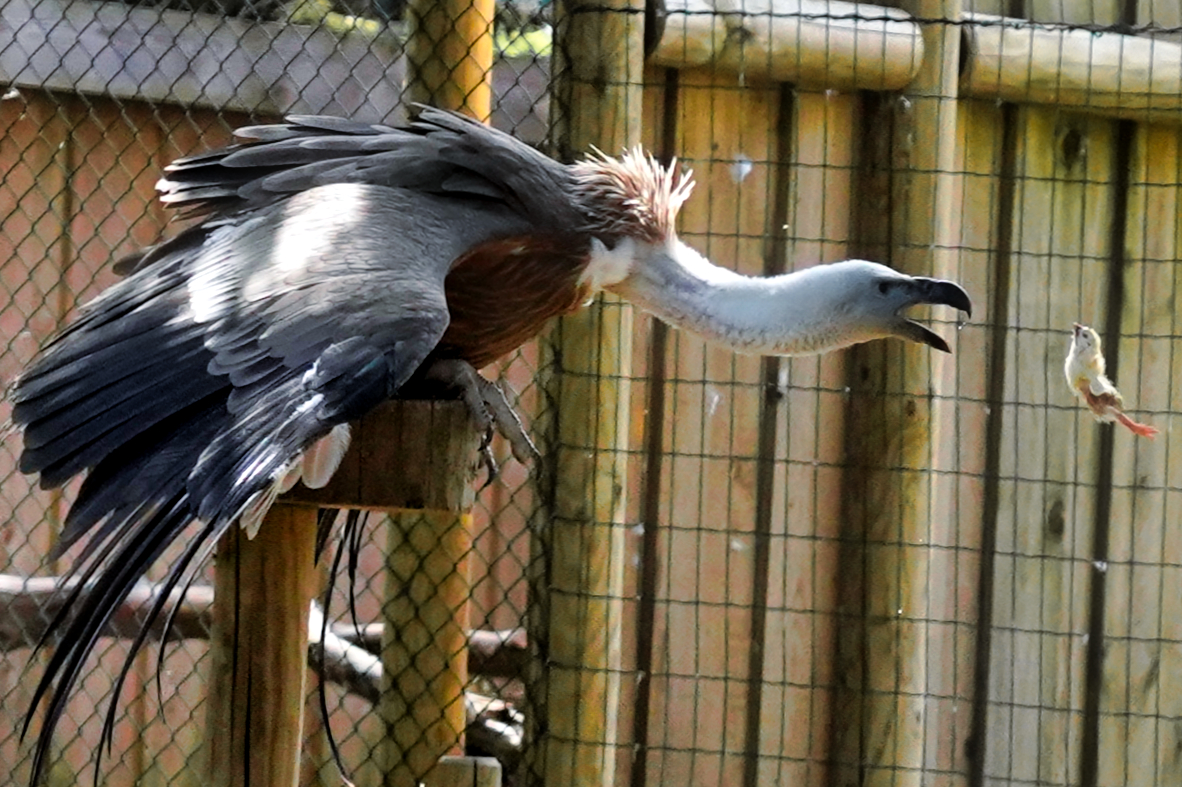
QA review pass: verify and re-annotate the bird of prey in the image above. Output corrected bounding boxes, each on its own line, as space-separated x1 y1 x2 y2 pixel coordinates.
1065 322 1158 438
9 107 972 783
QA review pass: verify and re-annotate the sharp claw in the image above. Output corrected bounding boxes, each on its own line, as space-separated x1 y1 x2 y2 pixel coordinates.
478 441 499 490
415 359 538 483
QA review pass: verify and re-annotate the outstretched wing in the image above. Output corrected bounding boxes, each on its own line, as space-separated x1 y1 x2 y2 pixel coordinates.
11 179 538 783
153 106 581 224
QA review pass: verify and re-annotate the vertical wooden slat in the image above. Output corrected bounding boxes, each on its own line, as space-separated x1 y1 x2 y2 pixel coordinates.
983 109 1115 785
534 2 644 785
640 69 776 787
758 88 858 787
959 95 1008 787
206 504 320 787
1104 124 1182 785
833 2 965 784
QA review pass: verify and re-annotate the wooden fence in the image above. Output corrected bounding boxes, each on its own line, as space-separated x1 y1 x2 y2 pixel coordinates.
3 0 1182 785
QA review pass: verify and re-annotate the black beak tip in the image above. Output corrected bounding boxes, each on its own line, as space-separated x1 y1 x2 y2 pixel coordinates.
928 279 973 318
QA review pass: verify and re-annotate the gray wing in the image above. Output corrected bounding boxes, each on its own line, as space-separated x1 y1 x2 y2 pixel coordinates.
152 106 582 230
12 182 541 779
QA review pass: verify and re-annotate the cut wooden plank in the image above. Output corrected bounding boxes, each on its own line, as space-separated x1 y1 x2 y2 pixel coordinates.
929 95 1002 787
1103 122 1182 786
982 108 1114 786
0 0 405 120
650 0 924 91
756 87 857 787
832 2 964 784
641 68 777 787
205 504 320 787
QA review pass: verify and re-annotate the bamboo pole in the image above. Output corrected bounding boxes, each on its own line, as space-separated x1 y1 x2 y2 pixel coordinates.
834 2 963 785
962 14 1182 123
405 0 494 119
205 504 319 787
650 0 924 91
529 3 645 786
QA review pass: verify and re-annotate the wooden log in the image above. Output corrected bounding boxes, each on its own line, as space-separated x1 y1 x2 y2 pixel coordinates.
531 3 645 786
650 0 924 91
296 400 480 787
205 504 320 787
962 13 1182 123
203 400 478 787
833 2 963 785
379 508 475 787
405 0 494 118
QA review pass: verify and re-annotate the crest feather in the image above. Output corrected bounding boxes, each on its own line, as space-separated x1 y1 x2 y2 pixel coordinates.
571 148 695 241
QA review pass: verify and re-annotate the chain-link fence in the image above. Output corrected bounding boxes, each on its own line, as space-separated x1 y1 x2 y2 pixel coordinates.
4 1 1182 786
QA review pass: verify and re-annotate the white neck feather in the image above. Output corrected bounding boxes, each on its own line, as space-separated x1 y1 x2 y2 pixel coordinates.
604 239 876 356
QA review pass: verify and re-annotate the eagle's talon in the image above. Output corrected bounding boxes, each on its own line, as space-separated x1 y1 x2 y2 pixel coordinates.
478 440 499 490
413 358 536 483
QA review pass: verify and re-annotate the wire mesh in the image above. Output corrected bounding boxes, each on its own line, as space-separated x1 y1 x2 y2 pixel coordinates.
2 1 1182 786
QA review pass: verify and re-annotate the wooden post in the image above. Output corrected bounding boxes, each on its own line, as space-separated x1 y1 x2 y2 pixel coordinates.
530 3 645 786
206 400 480 787
206 505 319 787
834 2 963 785
406 0 494 119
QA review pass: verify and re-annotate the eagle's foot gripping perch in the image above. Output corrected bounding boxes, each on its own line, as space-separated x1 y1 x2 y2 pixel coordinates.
410 358 540 486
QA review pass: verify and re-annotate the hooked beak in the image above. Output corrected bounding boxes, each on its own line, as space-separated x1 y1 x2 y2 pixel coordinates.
896 277 973 353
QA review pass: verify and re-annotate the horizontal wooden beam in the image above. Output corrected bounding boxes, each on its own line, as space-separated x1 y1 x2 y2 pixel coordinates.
649 0 925 91
962 14 1182 123
0 0 405 119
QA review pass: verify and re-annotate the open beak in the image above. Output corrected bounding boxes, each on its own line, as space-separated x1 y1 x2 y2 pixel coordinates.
897 277 973 353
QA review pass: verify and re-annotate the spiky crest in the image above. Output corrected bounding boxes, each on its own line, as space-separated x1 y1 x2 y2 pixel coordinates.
571 148 695 242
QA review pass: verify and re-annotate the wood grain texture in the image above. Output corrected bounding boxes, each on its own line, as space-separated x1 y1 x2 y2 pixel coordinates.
983 108 1114 786
379 511 475 787
963 13 1182 124
205 504 320 787
533 3 646 785
756 88 857 787
833 2 964 784
406 0 494 119
640 68 777 787
1103 122 1182 786
651 0 924 91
